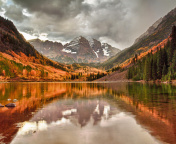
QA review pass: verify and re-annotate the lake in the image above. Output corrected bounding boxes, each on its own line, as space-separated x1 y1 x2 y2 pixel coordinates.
0 82 176 144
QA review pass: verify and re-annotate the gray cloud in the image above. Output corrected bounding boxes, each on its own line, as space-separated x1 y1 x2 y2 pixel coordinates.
0 0 5 12
4 5 27 22
12 0 90 19
3 0 176 49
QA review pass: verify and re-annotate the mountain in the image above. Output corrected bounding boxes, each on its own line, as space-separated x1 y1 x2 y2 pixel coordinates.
0 16 70 81
28 39 76 64
29 36 120 64
100 7 176 70
133 17 163 45
126 25 176 81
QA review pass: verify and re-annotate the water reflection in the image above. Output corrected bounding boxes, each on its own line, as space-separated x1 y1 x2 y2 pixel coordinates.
0 82 176 143
11 99 160 144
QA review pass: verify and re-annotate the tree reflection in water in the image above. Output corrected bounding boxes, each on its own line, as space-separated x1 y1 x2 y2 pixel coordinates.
0 82 176 144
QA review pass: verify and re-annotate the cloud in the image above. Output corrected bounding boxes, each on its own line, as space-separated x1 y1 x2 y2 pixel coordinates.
4 5 27 22
12 0 89 18
20 32 37 40
0 0 6 17
2 0 176 49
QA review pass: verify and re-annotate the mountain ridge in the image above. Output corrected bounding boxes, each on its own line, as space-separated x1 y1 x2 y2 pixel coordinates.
29 36 121 64
100 7 176 70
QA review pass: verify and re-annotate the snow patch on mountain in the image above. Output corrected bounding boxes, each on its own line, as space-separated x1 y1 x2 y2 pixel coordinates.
93 50 99 58
62 48 71 53
102 43 110 56
103 49 109 56
64 36 82 51
62 48 77 54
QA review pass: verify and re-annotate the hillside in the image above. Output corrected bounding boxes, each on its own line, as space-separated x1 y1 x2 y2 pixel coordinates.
127 25 176 82
29 37 120 64
100 7 176 70
96 28 173 82
0 16 70 81
95 70 128 82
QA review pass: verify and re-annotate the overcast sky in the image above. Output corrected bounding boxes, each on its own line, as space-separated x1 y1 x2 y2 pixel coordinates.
1 0 176 49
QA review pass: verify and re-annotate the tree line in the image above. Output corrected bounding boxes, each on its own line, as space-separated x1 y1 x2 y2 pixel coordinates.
69 72 106 81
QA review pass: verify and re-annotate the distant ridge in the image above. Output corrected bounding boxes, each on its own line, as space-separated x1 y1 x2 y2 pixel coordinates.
29 36 121 64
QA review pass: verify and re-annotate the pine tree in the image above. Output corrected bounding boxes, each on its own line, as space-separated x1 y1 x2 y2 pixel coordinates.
143 59 150 81
169 26 176 63
149 58 152 79
162 64 167 77
152 59 157 80
157 49 162 79
172 51 176 73
162 48 168 68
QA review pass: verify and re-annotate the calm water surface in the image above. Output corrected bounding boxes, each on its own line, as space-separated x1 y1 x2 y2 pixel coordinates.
0 82 176 144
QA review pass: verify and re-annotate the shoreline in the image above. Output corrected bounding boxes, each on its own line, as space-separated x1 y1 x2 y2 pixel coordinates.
0 80 132 83
0 77 176 85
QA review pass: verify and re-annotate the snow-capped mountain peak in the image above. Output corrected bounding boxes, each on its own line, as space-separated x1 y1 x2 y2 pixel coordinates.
30 36 121 64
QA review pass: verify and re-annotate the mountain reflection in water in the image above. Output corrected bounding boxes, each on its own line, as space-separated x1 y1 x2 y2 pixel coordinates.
0 82 176 144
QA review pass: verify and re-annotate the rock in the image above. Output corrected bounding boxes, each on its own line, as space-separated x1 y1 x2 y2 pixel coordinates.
7 99 11 101
0 104 4 107
5 103 16 107
13 99 18 102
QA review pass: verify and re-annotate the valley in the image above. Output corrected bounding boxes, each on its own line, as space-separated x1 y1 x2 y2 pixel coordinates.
1 6 176 82
1 1 176 144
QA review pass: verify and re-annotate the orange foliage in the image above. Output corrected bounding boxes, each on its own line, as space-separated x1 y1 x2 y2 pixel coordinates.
30 70 37 77
0 50 69 81
22 69 28 77
122 37 171 68
2 70 5 76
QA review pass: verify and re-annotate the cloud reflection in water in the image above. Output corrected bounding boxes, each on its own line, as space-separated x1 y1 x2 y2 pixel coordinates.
11 99 161 144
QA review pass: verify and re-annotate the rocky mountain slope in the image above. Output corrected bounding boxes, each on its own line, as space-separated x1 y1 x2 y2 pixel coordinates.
100 7 176 70
29 36 120 64
0 16 70 81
